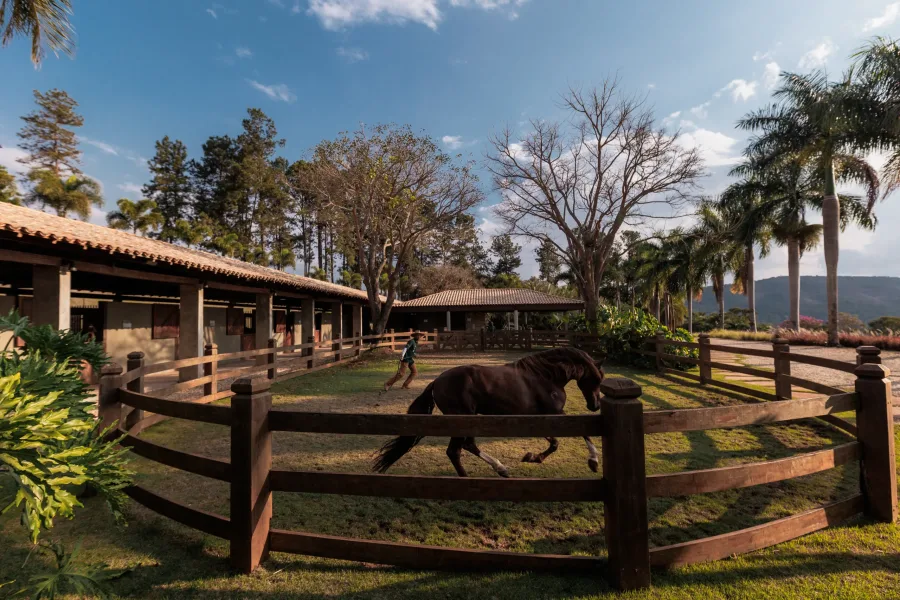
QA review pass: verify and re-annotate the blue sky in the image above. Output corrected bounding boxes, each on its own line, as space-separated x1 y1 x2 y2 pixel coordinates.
1 0 899 280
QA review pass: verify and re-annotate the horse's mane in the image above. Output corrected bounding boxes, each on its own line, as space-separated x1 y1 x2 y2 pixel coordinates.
512 347 602 384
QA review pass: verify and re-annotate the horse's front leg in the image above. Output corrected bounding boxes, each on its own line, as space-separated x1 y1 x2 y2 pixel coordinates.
583 436 599 473
522 437 559 464
463 438 510 477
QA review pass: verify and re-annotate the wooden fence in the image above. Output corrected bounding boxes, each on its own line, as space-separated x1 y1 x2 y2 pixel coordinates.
434 328 603 354
97 330 897 591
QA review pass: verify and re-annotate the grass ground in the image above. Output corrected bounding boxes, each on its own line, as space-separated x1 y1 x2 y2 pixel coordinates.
1 350 897 599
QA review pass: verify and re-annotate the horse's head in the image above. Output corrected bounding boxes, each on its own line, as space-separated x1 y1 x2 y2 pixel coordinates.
577 356 606 412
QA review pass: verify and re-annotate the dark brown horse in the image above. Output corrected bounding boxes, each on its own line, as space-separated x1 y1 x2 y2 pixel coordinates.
373 347 605 478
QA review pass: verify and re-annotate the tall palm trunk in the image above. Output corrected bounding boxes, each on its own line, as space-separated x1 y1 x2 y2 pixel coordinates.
716 272 725 329
787 237 801 330
745 245 757 333
822 161 840 346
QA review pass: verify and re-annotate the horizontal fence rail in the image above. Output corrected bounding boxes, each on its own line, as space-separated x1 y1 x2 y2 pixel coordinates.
97 329 896 592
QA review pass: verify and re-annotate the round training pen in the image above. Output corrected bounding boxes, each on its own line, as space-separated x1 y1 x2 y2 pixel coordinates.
99 329 897 592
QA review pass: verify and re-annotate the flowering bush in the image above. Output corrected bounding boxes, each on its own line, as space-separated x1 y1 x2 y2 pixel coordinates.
775 328 900 350
777 315 825 330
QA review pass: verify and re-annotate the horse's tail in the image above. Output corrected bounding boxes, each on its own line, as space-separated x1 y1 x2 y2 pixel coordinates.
372 382 436 473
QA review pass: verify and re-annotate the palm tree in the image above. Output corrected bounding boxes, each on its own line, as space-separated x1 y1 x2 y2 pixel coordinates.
738 71 880 345
213 232 244 259
0 0 74 65
106 198 163 236
852 37 900 198
695 200 743 330
172 219 211 249
271 247 297 271
719 176 772 332
665 229 709 334
25 170 102 219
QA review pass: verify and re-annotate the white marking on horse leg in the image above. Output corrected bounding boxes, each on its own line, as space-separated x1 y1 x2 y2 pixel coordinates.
584 436 600 473
464 440 509 477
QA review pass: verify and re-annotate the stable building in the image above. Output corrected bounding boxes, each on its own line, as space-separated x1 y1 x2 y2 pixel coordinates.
388 288 584 332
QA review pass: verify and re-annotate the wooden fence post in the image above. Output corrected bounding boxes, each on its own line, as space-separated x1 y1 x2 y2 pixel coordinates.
203 344 218 396
654 331 666 373
230 376 273 573
267 338 277 379
98 363 123 434
332 335 341 364
772 338 792 400
526 327 533 351
389 329 395 351
698 334 711 385
124 352 145 430
355 331 362 357
854 362 898 523
306 336 315 370
857 345 882 365
601 377 650 591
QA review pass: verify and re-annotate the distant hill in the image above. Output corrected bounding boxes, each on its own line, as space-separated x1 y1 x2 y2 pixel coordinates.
691 276 900 326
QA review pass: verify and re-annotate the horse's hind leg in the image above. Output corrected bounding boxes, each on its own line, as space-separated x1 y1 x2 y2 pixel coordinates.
522 437 559 464
446 437 468 477
584 436 600 473
463 438 510 478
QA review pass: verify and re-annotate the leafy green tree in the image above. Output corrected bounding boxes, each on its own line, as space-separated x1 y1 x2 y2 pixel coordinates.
308 266 328 281
106 198 164 236
739 71 880 345
338 269 363 289
143 136 192 240
25 170 102 219
211 231 245 258
0 164 20 204
171 218 212 249
490 234 521 278
869 316 900 332
17 88 82 176
0 0 74 65
694 200 743 329
535 237 562 284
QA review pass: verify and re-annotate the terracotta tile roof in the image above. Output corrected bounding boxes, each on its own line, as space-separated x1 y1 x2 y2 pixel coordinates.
0 203 370 301
397 288 584 309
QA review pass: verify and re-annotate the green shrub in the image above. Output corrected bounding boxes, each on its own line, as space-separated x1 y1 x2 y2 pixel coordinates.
869 316 900 332
565 307 698 369
0 310 133 598
708 329 774 342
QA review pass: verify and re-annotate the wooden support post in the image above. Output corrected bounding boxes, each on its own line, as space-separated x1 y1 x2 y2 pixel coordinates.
389 329 395 351
306 336 315 369
355 331 362 357
123 352 145 430
267 338 277 379
773 337 792 400
230 376 272 573
480 328 486 352
601 377 650 591
526 327 533 351
857 346 882 365
98 363 123 434
855 362 897 523
203 344 218 396
654 331 665 372
697 333 711 385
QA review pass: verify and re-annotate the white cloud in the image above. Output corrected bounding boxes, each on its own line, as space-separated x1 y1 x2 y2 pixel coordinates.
678 119 697 130
763 61 780 89
798 38 835 69
719 79 758 102
81 137 119 156
235 46 253 58
247 80 297 102
647 83 656 90
753 50 772 62
336 46 369 62
117 182 143 197
306 0 527 30
292 0 303 13
88 206 108 227
689 102 710 119
677 128 742 167
206 8 218 18
0 146 31 174
863 2 900 31
442 135 464 149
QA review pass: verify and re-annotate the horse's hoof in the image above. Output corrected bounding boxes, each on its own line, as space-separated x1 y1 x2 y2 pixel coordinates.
497 467 511 478
522 452 535 463
588 458 599 473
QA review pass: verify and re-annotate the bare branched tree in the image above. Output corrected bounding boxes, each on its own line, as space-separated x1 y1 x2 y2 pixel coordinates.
487 77 705 327
305 124 484 333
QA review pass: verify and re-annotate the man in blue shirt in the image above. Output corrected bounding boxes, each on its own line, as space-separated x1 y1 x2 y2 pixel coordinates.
384 331 425 390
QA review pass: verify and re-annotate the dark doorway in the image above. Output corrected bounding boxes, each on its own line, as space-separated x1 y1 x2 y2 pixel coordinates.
284 312 295 346
450 311 466 331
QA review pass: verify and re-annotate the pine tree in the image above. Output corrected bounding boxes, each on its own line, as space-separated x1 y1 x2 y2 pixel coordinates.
535 238 562 284
0 165 20 204
143 136 192 240
17 89 83 176
490 234 522 277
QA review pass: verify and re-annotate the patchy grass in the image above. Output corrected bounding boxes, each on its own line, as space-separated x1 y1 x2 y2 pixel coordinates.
708 329 775 342
1 350 896 599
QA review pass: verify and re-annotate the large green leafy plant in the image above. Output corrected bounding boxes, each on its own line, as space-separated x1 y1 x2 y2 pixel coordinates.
564 306 698 369
0 310 132 598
